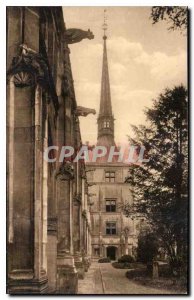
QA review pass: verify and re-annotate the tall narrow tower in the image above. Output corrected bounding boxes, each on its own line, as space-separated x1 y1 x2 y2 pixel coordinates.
97 12 115 147
88 11 138 261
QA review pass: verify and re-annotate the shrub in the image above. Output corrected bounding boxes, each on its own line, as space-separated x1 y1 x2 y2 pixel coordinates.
98 257 111 263
118 255 135 263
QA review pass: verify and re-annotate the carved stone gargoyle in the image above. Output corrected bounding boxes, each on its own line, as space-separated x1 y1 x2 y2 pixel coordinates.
55 162 74 181
64 28 94 44
75 106 96 117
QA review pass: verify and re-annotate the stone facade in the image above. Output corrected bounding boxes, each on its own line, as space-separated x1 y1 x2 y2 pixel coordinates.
7 7 92 294
87 163 138 260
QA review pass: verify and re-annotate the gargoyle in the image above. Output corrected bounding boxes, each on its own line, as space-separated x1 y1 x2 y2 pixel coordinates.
64 29 94 44
75 106 96 117
55 162 74 181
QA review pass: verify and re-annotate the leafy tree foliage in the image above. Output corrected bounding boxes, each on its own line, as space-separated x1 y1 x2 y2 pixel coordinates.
123 85 188 274
137 232 159 264
151 6 188 32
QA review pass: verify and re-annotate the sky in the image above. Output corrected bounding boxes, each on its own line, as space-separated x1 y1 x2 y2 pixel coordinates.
63 7 187 145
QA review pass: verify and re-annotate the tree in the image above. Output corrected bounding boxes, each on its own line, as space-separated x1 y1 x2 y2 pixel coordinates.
151 6 188 32
137 231 159 264
123 85 188 275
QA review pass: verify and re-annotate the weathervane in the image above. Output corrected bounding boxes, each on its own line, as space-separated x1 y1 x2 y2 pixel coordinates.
102 9 108 37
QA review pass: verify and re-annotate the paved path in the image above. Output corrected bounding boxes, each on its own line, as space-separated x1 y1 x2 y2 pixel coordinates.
78 261 180 295
78 262 104 294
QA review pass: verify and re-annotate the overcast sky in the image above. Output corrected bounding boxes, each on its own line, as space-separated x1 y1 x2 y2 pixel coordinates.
63 7 187 145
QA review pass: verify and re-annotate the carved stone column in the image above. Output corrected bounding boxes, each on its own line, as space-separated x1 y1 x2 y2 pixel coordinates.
56 163 78 294
6 42 52 293
34 84 48 286
73 162 85 279
81 177 85 250
47 216 57 291
7 75 48 293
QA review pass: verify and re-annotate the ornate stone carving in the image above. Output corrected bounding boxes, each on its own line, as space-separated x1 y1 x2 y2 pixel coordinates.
13 71 34 87
73 193 82 205
75 106 96 117
55 162 74 181
64 29 94 44
7 44 49 87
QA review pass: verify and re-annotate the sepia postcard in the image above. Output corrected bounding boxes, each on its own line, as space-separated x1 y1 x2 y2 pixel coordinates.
6 6 188 295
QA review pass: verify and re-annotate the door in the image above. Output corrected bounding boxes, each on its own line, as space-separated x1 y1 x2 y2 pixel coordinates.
107 246 116 260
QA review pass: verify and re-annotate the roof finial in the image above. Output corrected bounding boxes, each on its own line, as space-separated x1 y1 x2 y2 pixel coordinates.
102 9 108 39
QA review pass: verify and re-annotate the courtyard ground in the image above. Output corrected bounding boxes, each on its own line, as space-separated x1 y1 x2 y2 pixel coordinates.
78 261 186 295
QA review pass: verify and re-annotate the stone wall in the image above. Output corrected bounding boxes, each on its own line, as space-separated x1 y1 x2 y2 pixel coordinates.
7 7 92 294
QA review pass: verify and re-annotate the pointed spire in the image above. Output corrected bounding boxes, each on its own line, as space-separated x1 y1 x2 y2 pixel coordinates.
99 36 113 117
97 10 115 147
